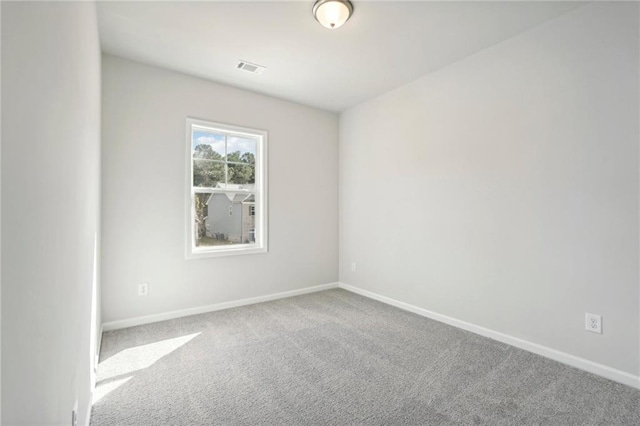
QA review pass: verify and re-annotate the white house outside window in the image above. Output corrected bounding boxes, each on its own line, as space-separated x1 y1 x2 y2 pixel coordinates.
186 118 268 258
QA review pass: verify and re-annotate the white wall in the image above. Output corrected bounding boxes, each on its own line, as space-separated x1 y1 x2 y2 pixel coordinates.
0 2 3 421
339 2 639 377
1 2 101 425
101 55 338 323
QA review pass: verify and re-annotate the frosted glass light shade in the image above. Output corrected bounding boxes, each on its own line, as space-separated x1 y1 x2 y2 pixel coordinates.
313 0 353 29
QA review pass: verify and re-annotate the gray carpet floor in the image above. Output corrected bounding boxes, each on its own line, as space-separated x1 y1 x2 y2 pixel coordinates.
91 289 639 425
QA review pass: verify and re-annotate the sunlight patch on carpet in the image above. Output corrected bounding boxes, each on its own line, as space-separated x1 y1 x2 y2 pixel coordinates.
93 332 201 405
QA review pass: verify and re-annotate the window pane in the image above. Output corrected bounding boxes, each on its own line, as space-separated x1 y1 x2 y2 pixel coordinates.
241 195 256 244
226 136 256 164
194 192 257 247
193 130 225 159
187 119 266 258
228 163 255 185
193 159 225 187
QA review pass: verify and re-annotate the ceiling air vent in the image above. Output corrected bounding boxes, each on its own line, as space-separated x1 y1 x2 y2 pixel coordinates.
237 60 266 75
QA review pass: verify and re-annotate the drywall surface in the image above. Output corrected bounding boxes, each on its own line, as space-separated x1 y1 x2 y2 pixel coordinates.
0 3 2 424
0 2 3 421
1 2 101 425
339 2 639 376
101 55 338 323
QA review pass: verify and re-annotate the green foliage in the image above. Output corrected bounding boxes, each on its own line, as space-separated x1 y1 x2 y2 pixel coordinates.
193 144 224 187
241 152 255 165
193 144 223 160
193 147 255 187
227 151 255 185
193 161 224 187
228 163 254 184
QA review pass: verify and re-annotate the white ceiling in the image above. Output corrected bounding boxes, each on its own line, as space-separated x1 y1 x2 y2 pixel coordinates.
97 1 584 112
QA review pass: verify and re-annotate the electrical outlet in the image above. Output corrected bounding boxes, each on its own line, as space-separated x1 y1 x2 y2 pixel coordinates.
138 283 149 296
585 313 602 334
351 262 357 272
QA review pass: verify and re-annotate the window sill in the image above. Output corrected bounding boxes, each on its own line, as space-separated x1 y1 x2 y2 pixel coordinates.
186 244 267 260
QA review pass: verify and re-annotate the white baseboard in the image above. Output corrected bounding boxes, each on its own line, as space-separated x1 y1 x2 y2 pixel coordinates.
102 282 340 332
86 324 104 426
96 324 103 368
338 282 640 390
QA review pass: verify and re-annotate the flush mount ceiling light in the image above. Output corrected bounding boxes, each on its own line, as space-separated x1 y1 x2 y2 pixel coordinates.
313 0 353 29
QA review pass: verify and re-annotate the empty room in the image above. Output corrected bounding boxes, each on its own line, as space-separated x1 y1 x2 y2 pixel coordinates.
1 0 639 425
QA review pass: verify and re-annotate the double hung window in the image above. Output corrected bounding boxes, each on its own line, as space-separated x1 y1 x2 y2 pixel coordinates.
186 118 267 258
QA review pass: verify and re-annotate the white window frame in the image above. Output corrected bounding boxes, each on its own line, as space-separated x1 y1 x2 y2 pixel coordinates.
185 118 268 259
